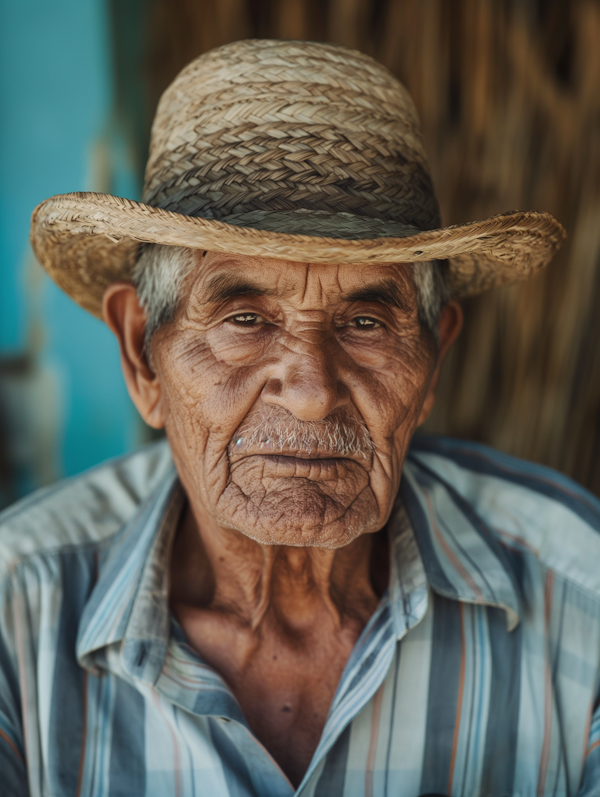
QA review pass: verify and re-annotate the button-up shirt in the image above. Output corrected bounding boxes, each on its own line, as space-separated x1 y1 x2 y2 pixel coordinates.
1 436 600 796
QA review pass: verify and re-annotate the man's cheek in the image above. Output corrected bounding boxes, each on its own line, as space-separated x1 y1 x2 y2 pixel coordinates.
359 385 413 450
205 326 273 366
161 342 243 422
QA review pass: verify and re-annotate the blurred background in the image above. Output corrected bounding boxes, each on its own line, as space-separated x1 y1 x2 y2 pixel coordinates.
0 0 599 506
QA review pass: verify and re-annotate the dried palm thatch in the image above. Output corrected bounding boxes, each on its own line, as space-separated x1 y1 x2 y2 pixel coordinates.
142 0 600 493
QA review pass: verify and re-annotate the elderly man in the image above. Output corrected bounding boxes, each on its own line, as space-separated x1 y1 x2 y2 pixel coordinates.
1 39 599 797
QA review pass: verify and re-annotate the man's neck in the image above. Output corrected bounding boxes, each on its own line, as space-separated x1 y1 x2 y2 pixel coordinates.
169 501 387 635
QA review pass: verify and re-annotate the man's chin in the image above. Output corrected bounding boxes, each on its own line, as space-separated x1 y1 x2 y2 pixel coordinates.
223 519 374 549
216 475 379 548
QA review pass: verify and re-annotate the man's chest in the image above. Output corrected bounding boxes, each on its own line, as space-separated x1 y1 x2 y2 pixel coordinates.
186 626 359 787
225 653 350 787
174 605 368 787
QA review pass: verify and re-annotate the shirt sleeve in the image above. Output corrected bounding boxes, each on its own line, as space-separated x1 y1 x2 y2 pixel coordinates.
577 690 600 796
0 583 28 796
0 725 28 797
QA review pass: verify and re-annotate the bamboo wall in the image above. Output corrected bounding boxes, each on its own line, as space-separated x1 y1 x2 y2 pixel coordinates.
140 0 600 492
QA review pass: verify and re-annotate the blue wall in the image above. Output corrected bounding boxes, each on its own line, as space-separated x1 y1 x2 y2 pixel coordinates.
0 0 140 491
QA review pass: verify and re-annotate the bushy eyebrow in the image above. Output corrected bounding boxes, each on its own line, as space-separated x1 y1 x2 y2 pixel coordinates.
203 273 275 304
343 279 412 313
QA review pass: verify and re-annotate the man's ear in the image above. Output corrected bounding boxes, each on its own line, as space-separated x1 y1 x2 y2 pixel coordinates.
417 300 463 426
102 283 165 429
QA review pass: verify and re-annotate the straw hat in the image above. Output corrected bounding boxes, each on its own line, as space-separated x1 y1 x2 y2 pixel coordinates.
30 39 566 319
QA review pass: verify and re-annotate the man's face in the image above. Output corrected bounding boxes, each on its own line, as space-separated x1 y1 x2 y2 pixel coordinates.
148 252 446 548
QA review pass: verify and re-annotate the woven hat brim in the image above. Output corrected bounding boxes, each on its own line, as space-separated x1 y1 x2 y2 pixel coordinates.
30 192 566 319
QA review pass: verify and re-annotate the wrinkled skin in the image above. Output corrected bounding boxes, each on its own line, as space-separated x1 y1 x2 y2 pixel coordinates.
104 252 461 786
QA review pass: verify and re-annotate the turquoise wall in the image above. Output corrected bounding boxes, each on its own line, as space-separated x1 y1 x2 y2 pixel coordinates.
0 0 141 495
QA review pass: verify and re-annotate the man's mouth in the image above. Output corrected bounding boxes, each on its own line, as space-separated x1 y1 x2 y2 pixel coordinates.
232 441 355 459
240 451 351 463
229 452 366 478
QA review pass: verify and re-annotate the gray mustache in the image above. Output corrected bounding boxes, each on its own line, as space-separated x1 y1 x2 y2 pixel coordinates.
230 407 374 459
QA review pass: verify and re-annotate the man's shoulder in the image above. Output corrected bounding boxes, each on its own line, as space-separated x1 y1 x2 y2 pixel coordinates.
0 440 173 580
407 434 600 595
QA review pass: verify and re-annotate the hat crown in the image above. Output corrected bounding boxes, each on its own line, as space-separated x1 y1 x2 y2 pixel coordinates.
143 39 441 233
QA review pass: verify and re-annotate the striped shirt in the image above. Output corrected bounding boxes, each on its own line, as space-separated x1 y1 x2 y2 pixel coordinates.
1 436 600 797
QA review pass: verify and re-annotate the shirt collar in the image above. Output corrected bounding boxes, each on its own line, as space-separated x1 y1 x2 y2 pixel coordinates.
77 440 522 679
402 448 522 631
387 496 430 640
76 464 183 683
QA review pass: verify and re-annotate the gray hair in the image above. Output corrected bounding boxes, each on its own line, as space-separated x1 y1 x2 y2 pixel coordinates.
133 244 449 352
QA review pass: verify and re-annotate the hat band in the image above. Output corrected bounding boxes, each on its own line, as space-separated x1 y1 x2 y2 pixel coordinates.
173 208 424 241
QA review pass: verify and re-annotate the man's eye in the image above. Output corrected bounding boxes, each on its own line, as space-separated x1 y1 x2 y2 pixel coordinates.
353 316 381 329
227 313 263 326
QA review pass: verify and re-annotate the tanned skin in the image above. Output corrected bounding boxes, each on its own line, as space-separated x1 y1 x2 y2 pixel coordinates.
103 252 462 787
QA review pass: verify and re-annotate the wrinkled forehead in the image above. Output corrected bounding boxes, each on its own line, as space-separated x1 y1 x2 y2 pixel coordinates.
187 251 416 307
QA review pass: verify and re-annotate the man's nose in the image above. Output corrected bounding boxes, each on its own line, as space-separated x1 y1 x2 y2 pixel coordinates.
261 342 349 422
